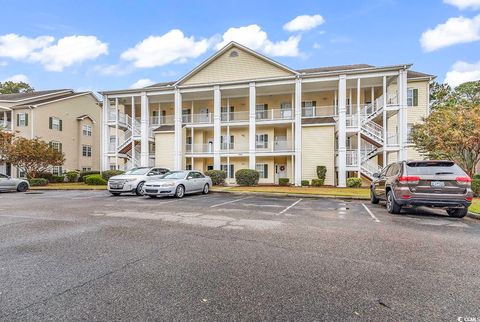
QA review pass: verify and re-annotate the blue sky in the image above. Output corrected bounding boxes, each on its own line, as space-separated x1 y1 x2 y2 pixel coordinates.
1 0 480 92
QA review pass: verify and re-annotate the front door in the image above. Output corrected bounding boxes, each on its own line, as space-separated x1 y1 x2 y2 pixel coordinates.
199 108 209 123
275 164 287 184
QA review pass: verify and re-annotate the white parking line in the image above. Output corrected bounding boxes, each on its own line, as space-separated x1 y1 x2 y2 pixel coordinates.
362 203 380 223
210 196 251 208
278 198 303 215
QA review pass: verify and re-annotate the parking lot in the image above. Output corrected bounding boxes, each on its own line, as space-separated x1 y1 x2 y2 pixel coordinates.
1 190 479 320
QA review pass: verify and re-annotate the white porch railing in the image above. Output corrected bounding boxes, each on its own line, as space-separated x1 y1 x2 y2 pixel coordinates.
346 114 359 127
256 140 293 152
302 105 337 118
346 150 358 166
256 108 293 121
185 144 214 154
387 134 398 145
221 111 249 122
150 115 174 126
183 113 213 124
1 120 12 130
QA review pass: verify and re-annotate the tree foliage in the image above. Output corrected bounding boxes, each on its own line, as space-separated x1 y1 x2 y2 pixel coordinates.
0 81 34 94
411 105 480 177
430 80 480 110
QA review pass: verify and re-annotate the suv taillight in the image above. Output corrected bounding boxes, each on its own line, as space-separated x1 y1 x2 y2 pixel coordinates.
456 176 472 183
398 176 420 184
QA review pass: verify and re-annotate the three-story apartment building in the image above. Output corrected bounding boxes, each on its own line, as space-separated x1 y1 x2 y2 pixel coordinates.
0 89 101 177
100 42 434 187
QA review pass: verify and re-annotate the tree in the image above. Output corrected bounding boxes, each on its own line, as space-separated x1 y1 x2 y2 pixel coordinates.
2 134 64 179
411 105 480 177
0 81 34 94
430 80 480 110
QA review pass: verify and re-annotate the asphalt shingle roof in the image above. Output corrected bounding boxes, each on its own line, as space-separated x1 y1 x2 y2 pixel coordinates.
0 89 71 101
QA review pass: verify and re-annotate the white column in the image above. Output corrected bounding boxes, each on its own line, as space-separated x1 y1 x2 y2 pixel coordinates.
248 82 256 169
337 75 347 187
357 78 361 177
131 96 136 168
140 92 149 167
400 69 408 160
115 98 119 170
294 78 302 186
382 76 387 166
213 85 221 170
101 96 110 171
174 89 183 170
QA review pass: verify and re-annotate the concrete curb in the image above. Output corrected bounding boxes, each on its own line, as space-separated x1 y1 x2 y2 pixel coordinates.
210 189 370 200
467 212 480 220
30 187 107 191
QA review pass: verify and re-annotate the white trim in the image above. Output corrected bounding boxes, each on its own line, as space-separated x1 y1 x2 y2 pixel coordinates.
32 92 99 107
0 90 72 103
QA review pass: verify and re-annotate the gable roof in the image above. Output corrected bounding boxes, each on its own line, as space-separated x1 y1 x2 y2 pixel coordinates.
297 64 375 74
8 91 99 109
0 89 72 102
77 114 97 123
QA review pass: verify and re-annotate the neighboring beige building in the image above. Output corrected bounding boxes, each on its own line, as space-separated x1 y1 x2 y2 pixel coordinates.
0 90 101 177
100 42 434 187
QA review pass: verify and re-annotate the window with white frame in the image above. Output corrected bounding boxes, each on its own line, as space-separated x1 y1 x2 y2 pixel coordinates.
220 135 234 150
82 124 92 136
52 166 63 176
185 164 192 170
255 104 268 119
50 141 62 153
256 164 268 178
220 164 235 178
49 117 62 131
82 167 92 172
407 88 418 107
82 145 92 157
17 113 28 127
17 168 26 178
255 134 268 149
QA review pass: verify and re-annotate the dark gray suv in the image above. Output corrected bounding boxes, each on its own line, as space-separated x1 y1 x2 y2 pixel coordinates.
370 160 473 217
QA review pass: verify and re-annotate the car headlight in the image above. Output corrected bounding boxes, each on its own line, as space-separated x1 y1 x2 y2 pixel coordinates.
161 182 175 187
126 178 137 182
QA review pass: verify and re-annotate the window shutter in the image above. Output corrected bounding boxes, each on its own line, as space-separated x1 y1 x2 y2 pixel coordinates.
16 114 19 126
312 100 317 107
413 89 418 106
264 104 268 110
301 101 305 108
264 164 268 178
49 117 52 129
25 113 28 126
59 143 62 153
59 119 63 131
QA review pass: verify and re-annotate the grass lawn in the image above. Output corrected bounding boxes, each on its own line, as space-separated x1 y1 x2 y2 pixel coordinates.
30 182 107 190
469 198 480 214
212 185 370 198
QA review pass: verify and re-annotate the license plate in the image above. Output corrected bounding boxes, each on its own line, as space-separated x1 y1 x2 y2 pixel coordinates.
111 184 122 189
431 181 444 188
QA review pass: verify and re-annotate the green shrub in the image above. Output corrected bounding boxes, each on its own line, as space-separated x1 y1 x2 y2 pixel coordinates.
52 175 65 183
473 173 480 180
311 179 323 187
205 170 227 185
472 178 480 197
29 178 48 186
85 174 107 185
79 171 100 182
101 170 125 181
278 178 290 186
316 166 327 185
37 172 54 182
347 177 363 188
235 169 259 186
301 180 310 186
66 171 79 182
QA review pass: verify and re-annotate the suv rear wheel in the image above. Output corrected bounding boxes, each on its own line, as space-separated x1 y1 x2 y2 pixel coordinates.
446 207 468 218
386 191 402 214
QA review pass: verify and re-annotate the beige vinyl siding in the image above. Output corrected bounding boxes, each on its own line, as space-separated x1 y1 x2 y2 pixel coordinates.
301 125 335 185
155 132 175 169
182 47 293 86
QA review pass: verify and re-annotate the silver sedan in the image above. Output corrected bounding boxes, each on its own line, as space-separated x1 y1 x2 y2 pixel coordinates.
143 170 212 198
0 173 29 192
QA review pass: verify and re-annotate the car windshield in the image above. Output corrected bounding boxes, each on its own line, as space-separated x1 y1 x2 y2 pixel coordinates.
124 168 150 175
406 161 466 176
162 171 187 180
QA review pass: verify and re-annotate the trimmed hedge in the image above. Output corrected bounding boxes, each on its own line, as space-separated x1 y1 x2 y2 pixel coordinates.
311 179 323 187
347 177 363 188
205 170 227 186
235 169 259 186
101 170 125 181
473 173 480 180
472 178 480 197
37 172 54 183
66 171 79 183
79 171 100 182
29 178 49 186
301 180 310 186
278 178 290 186
52 175 65 183
316 166 327 186
85 174 107 185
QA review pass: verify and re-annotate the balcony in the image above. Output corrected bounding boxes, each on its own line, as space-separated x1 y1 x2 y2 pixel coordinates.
185 144 214 154
183 113 213 125
256 140 293 153
221 111 249 123
302 105 336 118
220 142 249 153
150 115 174 126
1 120 12 131
256 108 293 121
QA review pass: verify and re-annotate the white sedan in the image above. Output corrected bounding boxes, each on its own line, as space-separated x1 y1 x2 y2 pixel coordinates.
143 170 212 198
0 173 29 192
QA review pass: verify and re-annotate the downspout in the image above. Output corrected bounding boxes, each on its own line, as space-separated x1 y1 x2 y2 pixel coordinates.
28 105 34 138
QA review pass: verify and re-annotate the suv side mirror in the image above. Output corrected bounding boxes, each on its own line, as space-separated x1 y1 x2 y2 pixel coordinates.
372 173 380 179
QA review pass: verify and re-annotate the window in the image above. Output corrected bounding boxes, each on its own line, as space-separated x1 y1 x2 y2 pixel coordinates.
17 113 28 127
256 164 268 179
82 124 92 136
256 104 268 119
82 145 92 157
221 164 235 178
17 168 26 178
407 88 418 107
302 101 316 117
221 135 234 149
221 106 235 121
407 123 414 143
49 117 62 131
256 134 269 149
207 165 213 171
52 166 63 176
110 164 117 170
186 164 192 170
182 109 191 123
229 50 239 57
50 141 62 153
82 167 92 172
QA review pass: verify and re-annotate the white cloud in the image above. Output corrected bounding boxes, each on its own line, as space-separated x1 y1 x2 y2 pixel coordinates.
2 74 29 83
29 36 108 71
94 64 132 76
283 14 325 32
444 0 480 10
0 33 53 59
216 24 301 57
121 29 211 68
420 15 480 52
444 60 480 87
129 78 156 89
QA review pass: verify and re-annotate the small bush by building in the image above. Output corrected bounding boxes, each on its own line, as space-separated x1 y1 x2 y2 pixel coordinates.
278 178 290 186
29 178 49 186
472 178 480 197
52 175 65 183
36 172 54 183
101 170 125 181
347 177 362 188
78 171 100 182
235 169 259 186
85 174 107 185
316 166 327 186
66 171 79 182
205 170 227 185
311 179 323 187
301 180 310 186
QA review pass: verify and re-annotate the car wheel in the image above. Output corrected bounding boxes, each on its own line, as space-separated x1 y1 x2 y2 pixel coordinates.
446 207 468 218
370 188 379 204
386 191 401 214
16 182 28 192
175 185 185 198
135 182 145 196
111 193 121 196
202 184 209 194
